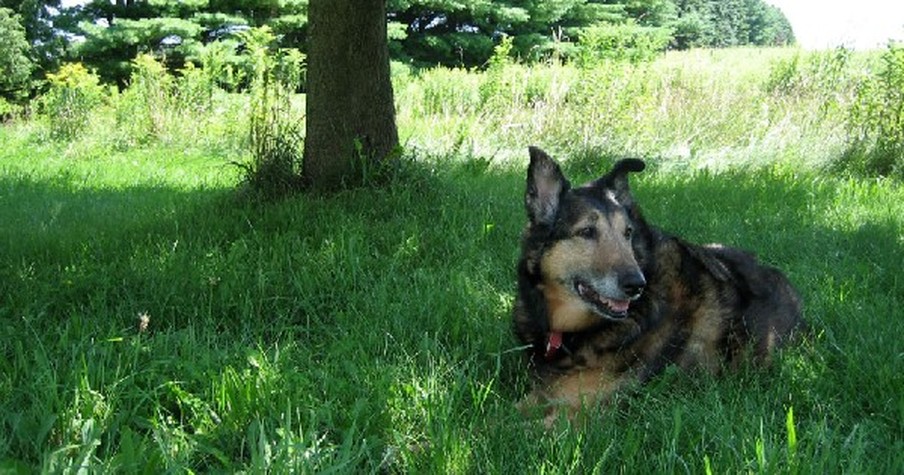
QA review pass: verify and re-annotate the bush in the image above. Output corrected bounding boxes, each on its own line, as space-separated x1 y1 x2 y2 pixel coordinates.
39 63 108 140
0 97 19 121
577 21 672 65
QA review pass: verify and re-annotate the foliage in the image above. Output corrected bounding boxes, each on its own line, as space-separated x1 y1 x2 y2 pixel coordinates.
0 7 32 102
115 54 177 145
386 0 625 66
672 0 794 49
37 63 107 140
68 0 308 85
577 20 674 64
0 97 17 120
0 0 67 74
32 58 247 157
75 16 204 84
40 0 794 81
843 42 904 177
384 0 792 67
744 0 795 46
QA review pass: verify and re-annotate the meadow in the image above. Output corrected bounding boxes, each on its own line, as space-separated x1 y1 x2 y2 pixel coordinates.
1 47 902 472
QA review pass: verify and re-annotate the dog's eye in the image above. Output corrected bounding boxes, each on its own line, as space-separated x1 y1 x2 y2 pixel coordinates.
577 226 597 240
624 226 634 240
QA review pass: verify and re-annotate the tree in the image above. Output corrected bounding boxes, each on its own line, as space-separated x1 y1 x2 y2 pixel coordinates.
67 0 308 85
387 0 627 66
671 0 793 49
51 0 795 83
0 7 32 99
744 0 793 46
1 0 66 75
302 0 398 190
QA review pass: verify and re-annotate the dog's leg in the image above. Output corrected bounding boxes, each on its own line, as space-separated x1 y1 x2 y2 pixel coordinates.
522 368 631 426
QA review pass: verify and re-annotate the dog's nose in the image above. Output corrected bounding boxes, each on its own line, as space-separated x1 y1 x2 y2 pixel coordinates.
621 272 646 299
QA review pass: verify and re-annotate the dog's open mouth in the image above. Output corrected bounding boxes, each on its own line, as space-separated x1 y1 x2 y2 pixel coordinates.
575 280 631 319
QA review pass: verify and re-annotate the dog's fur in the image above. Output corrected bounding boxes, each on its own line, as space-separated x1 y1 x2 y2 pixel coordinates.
513 147 804 419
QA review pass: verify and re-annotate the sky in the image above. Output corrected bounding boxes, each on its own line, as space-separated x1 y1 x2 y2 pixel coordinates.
766 0 904 50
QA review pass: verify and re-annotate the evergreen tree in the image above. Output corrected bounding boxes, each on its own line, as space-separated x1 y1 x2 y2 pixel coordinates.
1 0 67 75
0 6 33 100
67 0 307 85
43 0 795 84
387 0 627 66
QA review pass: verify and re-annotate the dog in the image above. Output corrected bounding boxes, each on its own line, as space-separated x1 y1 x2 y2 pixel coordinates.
513 147 804 421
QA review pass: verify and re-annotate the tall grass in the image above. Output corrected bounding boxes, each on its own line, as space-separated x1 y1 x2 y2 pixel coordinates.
395 46 884 175
237 27 306 198
22 45 904 178
2 46 902 471
844 42 904 176
29 55 247 164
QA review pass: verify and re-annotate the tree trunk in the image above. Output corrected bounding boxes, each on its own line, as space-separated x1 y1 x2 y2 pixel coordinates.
303 0 399 191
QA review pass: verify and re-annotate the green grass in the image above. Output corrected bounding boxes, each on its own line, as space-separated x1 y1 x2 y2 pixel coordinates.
2 48 903 472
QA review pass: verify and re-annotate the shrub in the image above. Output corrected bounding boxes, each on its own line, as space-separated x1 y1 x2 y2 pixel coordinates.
0 97 18 121
195 39 247 92
577 21 672 65
764 52 802 94
113 54 229 149
39 63 108 140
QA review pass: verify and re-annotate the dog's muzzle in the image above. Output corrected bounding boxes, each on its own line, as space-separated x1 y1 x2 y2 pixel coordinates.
574 271 645 319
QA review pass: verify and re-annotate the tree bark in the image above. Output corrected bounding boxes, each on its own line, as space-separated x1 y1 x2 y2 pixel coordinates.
303 0 399 191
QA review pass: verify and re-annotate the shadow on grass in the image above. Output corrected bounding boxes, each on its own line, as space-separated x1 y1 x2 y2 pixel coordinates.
1 157 902 471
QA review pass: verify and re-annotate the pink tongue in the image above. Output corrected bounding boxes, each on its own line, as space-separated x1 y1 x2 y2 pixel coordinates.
605 298 630 313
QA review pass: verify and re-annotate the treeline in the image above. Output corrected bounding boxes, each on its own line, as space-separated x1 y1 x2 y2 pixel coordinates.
392 0 794 66
2 0 793 91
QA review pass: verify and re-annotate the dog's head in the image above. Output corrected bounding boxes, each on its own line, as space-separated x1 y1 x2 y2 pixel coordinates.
522 147 648 332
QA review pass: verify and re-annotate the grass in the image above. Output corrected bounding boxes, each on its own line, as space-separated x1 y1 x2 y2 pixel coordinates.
2 47 903 472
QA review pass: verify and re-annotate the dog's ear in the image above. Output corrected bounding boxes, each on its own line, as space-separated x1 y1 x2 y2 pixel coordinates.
526 147 570 226
595 159 645 205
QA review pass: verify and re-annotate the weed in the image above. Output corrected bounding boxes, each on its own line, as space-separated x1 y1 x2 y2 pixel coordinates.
842 42 904 177
235 27 305 199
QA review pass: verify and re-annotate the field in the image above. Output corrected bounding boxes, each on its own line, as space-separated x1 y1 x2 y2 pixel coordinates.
1 47 903 472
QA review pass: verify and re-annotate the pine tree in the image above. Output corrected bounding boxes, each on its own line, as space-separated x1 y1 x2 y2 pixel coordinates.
68 0 307 84
1 0 66 75
0 6 32 100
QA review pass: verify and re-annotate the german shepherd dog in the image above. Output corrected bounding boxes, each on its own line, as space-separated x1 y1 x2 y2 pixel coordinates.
513 147 804 421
